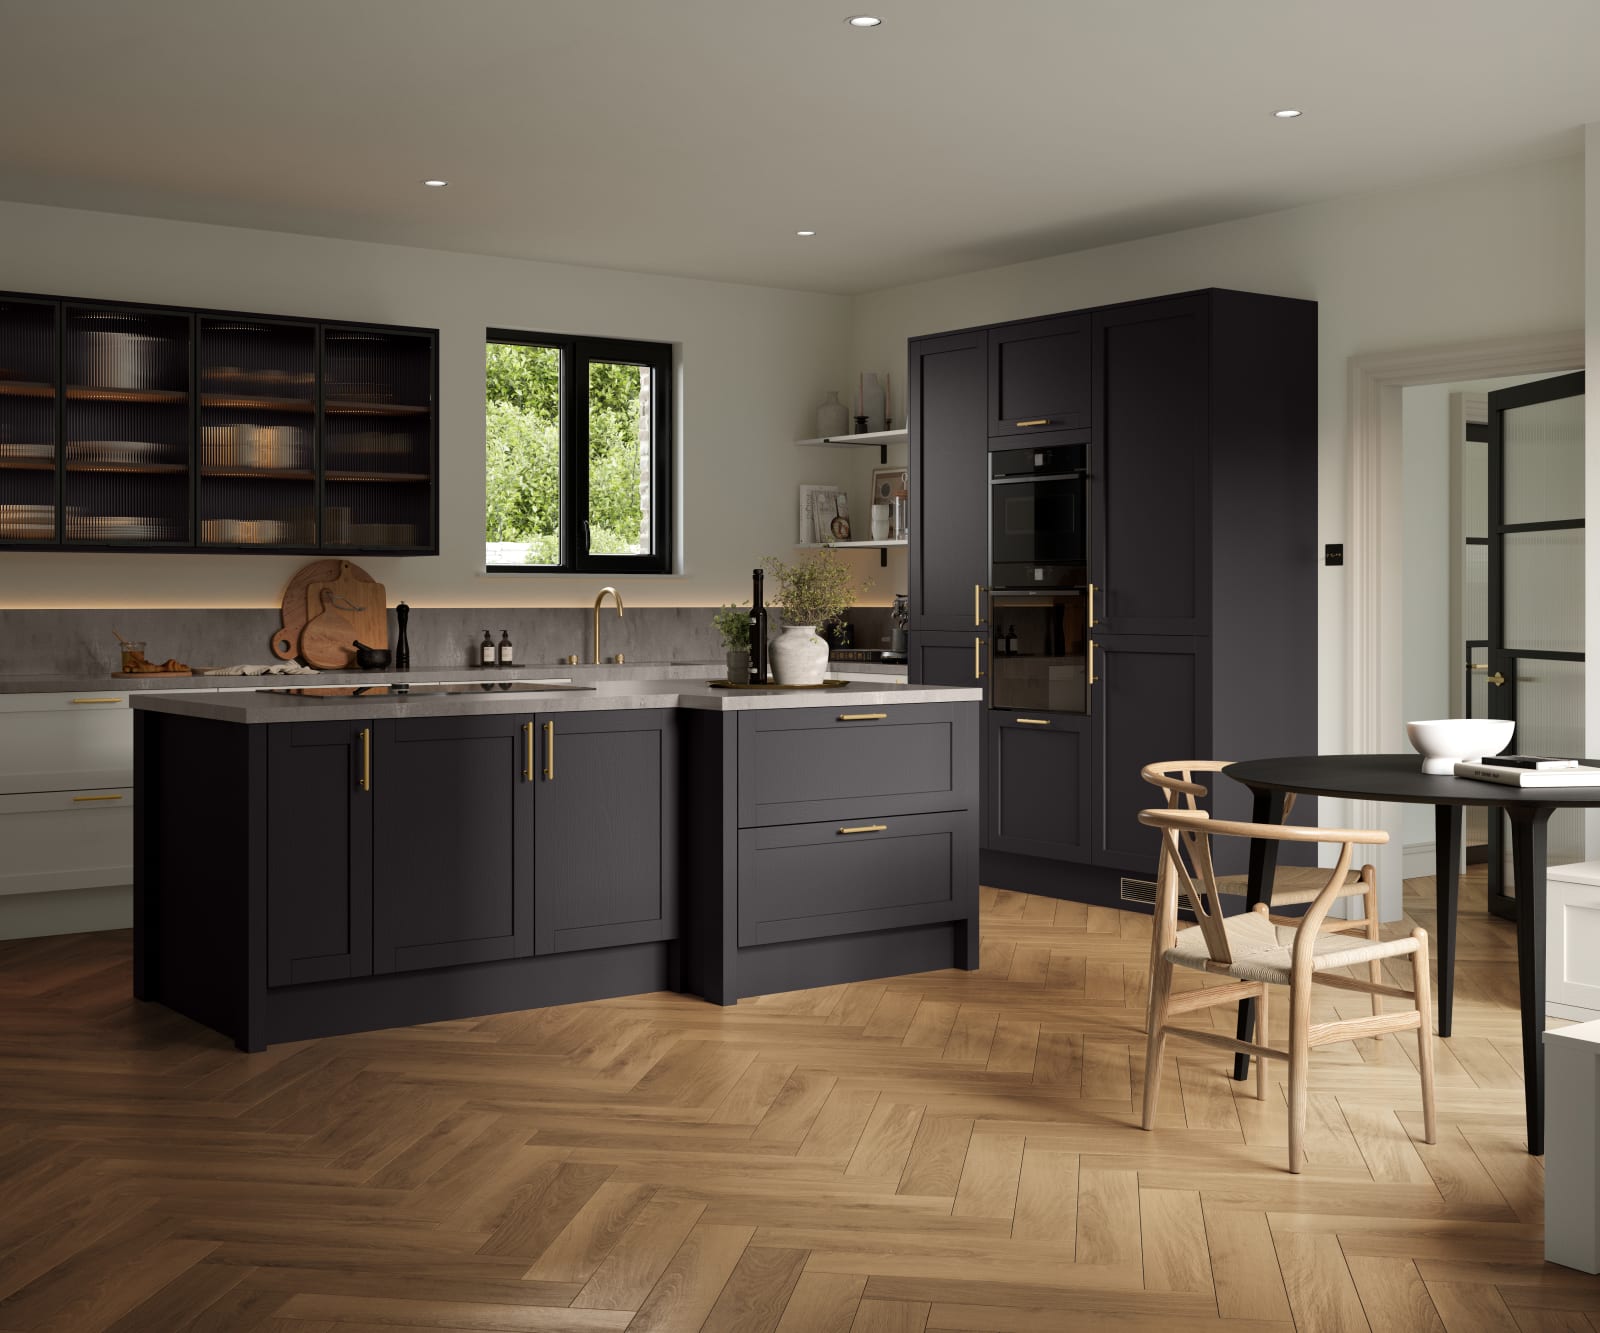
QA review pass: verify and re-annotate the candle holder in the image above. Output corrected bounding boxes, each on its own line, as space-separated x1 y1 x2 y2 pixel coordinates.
853 415 870 433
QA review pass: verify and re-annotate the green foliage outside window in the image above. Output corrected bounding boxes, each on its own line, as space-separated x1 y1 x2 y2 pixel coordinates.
485 342 648 564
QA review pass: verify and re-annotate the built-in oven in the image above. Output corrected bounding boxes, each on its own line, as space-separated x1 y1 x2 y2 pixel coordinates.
989 442 1087 589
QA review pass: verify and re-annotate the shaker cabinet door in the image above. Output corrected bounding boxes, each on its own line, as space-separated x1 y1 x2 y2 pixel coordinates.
371 714 533 973
986 711 1091 862
533 709 679 954
266 720 373 986
988 314 1091 438
909 329 990 632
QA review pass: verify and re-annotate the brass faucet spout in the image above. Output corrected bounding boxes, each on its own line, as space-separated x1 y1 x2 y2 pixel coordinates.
592 587 624 663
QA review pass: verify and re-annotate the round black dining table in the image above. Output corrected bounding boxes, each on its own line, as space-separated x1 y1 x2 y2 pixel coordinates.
1223 753 1598 1156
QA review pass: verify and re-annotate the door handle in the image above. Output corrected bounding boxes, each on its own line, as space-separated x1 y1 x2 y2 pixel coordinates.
1087 638 1097 687
1467 662 1489 671
974 584 985 627
543 720 555 779
523 721 534 782
1015 418 1049 428
1087 583 1097 629
974 637 984 680
70 697 122 705
1015 718 1052 726
359 727 371 793
838 824 888 835
838 712 887 721
72 793 124 801
1487 672 1506 687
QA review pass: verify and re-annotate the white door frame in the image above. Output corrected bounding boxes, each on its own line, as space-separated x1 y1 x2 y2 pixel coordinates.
1345 331 1584 915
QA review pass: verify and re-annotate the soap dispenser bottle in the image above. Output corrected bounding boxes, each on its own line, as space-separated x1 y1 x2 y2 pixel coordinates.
498 629 514 666
480 630 495 666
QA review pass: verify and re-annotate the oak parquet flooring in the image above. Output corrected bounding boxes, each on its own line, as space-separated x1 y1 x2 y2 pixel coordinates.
2 869 1597 1331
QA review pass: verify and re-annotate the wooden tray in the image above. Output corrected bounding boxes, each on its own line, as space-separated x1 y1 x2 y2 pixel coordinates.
707 679 850 689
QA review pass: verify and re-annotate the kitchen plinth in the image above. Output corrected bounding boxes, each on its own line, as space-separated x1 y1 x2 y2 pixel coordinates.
131 680 981 1049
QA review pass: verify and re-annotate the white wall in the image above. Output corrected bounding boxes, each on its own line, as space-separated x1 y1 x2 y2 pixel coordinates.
0 200 863 610
850 153 1587 757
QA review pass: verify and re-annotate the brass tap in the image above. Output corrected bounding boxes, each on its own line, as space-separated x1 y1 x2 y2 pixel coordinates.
592 586 624 664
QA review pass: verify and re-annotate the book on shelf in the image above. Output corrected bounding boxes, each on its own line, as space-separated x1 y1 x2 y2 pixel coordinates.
1453 759 1600 788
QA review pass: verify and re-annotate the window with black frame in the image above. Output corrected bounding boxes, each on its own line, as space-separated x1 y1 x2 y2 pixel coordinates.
485 329 672 573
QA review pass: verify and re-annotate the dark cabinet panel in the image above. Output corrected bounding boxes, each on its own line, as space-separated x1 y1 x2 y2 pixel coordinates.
1091 636 1207 870
737 703 977 827
986 712 1091 862
908 630 987 694
738 810 974 946
988 314 1091 437
534 709 679 955
266 720 373 986
909 329 989 632
372 714 532 973
1091 297 1210 636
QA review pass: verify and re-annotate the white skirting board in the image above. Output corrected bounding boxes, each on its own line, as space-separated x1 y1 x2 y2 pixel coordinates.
0 884 132 941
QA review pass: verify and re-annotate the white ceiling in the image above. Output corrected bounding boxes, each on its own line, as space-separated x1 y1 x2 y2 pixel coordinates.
3 0 1599 294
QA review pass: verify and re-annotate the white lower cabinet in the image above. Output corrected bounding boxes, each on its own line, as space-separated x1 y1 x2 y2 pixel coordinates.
0 787 134 896
1548 861 1600 1022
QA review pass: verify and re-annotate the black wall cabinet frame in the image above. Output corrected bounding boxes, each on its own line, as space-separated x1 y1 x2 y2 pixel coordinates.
0 287 438 555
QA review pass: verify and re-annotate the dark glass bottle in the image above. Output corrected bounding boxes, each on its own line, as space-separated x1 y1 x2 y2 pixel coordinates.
480 630 495 666
498 629 514 665
748 569 768 685
394 601 410 671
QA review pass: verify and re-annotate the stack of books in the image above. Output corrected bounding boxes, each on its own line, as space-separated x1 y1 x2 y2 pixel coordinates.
1453 756 1600 787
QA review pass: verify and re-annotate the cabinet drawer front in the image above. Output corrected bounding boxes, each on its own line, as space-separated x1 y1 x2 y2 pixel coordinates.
0 691 131 794
737 703 977 827
738 810 976 947
0 788 132 896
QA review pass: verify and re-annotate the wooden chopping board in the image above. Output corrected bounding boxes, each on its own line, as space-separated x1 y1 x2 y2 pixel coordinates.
272 559 379 662
305 563 388 656
298 601 362 670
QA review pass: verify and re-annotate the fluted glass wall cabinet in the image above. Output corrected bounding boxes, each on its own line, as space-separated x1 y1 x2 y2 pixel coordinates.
908 288 1319 906
0 289 437 555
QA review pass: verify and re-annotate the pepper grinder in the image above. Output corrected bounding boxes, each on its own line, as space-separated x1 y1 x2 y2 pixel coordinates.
394 601 410 671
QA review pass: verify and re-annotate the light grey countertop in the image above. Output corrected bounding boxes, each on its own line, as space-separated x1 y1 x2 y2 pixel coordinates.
129 678 981 723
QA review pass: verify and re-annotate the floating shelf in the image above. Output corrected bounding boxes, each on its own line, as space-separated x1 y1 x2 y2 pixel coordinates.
200 394 316 413
796 537 907 567
200 468 316 482
325 471 430 483
324 400 431 416
793 427 906 465
65 386 189 405
0 380 55 399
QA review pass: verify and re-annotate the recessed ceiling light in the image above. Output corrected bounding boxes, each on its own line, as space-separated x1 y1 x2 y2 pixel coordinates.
796 230 816 237
1273 109 1302 119
421 178 449 187
846 15 882 27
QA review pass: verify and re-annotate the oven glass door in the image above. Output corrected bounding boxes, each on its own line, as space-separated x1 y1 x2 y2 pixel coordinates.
989 591 1088 714
990 475 1086 587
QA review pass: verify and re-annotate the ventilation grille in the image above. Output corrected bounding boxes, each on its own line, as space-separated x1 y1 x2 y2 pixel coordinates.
1119 877 1245 919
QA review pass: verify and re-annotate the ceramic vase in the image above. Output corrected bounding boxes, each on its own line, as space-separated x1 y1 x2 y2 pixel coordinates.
816 390 848 438
858 372 885 433
769 623 828 686
870 504 890 540
724 648 750 682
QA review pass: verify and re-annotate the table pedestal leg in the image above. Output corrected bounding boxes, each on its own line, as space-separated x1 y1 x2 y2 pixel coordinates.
1434 805 1461 1038
1233 787 1285 1081
1507 806 1549 1156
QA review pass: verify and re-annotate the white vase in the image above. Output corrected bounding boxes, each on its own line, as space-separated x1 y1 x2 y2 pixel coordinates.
870 504 890 540
858 372 885 433
816 390 848 438
769 623 829 686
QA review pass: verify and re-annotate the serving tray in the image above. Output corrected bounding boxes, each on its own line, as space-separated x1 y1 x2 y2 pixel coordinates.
707 678 850 689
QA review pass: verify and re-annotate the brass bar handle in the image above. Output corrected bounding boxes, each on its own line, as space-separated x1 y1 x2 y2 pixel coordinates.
1487 672 1506 687
1087 583 1097 629
70 697 122 705
1015 718 1052 726
837 712 887 721
974 637 984 680
1087 638 1097 687
72 793 124 801
974 583 984 627
838 824 888 835
523 721 534 782
543 720 555 779
359 727 371 793
1015 418 1049 427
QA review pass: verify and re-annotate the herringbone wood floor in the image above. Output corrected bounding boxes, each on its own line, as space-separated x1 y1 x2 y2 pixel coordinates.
1 869 1595 1333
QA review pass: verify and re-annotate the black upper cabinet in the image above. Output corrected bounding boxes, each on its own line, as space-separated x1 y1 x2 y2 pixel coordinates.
371 715 533 974
909 329 989 632
0 288 438 555
266 720 374 986
987 314 1090 438
533 709 679 955
1090 296 1209 636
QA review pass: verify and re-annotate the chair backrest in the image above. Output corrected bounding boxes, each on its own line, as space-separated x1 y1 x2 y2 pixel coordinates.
1138 808 1386 969
1139 760 1298 821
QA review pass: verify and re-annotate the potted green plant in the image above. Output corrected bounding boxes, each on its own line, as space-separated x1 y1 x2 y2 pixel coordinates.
712 603 751 682
763 548 859 685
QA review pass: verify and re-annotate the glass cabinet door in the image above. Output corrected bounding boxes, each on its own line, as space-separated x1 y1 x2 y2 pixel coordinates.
988 591 1088 714
0 297 59 544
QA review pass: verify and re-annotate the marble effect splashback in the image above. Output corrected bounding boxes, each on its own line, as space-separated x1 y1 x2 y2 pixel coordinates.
0 606 894 676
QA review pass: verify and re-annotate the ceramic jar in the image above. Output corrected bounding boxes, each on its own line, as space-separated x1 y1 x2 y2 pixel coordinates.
769 623 829 685
816 390 849 438
725 648 750 682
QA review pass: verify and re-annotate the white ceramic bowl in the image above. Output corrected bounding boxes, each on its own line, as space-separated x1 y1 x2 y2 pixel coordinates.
1405 718 1515 775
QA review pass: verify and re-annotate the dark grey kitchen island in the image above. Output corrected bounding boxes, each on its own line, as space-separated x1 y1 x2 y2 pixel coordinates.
131 679 981 1049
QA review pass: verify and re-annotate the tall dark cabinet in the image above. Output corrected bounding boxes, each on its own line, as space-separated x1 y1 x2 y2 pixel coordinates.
909 288 1317 902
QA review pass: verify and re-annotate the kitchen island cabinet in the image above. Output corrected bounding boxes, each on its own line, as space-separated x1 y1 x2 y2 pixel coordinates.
132 681 979 1049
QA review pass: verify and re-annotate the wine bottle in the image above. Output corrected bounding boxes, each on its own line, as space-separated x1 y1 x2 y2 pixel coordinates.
748 569 768 685
498 629 514 665
480 630 495 666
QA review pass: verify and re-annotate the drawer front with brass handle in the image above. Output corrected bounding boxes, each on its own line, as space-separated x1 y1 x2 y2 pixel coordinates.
0 787 135 897
737 809 975 947
737 702 979 828
0 690 135 796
